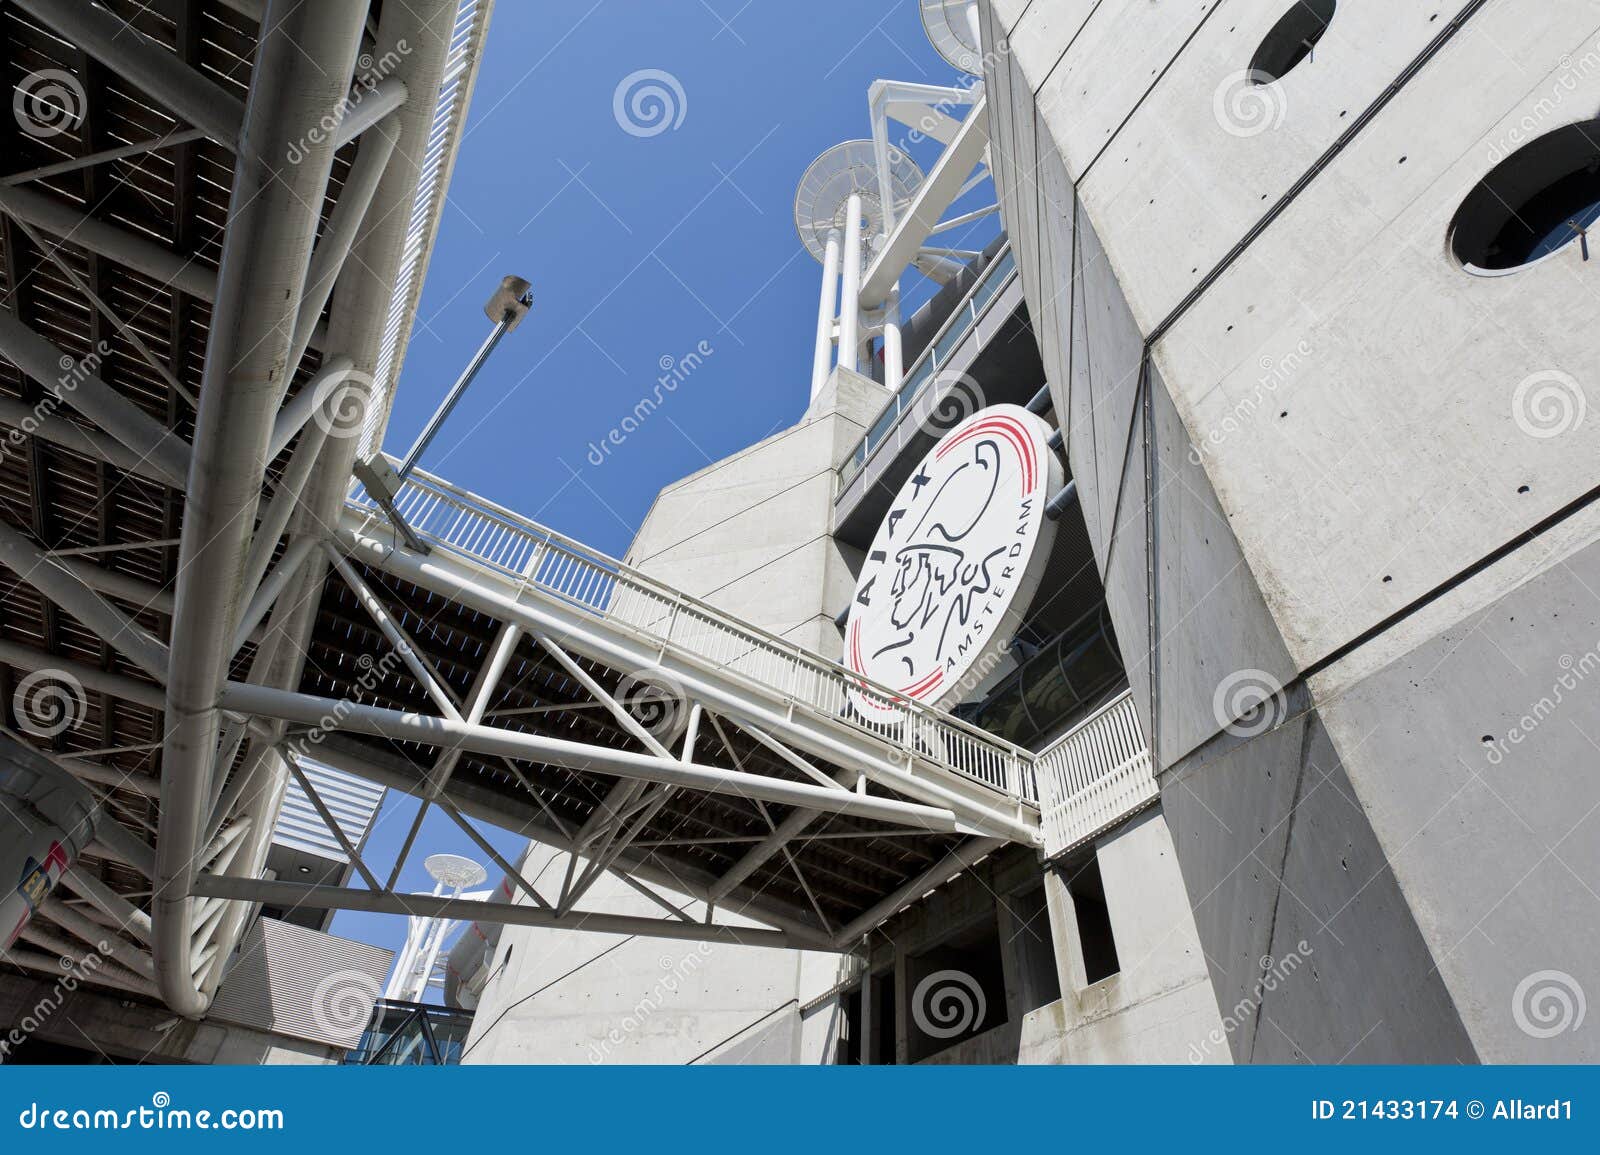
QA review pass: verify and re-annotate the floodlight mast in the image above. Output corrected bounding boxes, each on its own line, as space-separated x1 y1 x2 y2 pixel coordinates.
384 853 489 1003
353 275 531 554
396 275 534 481
794 142 926 402
797 4 992 406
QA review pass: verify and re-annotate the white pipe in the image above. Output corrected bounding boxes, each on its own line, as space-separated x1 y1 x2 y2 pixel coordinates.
882 286 903 393
191 876 829 952
810 228 842 401
218 679 959 831
155 0 368 1019
837 194 864 373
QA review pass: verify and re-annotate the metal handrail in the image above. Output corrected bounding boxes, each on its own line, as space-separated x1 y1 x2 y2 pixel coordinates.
837 245 1017 490
1034 690 1158 858
346 465 1038 801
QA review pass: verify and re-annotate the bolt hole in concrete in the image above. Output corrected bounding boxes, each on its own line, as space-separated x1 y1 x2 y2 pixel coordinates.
1249 0 1337 84
1450 119 1600 273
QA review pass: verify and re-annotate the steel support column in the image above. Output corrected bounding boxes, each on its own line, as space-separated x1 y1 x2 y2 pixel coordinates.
155 0 368 1018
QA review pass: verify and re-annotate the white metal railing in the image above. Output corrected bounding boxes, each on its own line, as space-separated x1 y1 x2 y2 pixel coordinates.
838 245 1016 490
1035 690 1158 858
345 466 1037 801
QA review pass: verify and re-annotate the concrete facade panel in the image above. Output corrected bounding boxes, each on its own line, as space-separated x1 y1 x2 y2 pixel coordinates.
1078 0 1466 329
1151 370 1297 767
1314 533 1600 1062
1154 5 1600 665
1035 0 1219 180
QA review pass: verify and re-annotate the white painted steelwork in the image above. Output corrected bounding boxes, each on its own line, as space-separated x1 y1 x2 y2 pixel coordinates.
342 465 1038 810
1035 690 1159 860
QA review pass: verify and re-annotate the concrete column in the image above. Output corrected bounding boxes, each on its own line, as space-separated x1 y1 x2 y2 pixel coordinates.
1042 866 1089 999
837 194 863 373
810 228 842 401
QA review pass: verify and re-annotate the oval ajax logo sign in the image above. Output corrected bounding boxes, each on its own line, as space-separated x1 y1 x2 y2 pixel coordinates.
844 404 1061 720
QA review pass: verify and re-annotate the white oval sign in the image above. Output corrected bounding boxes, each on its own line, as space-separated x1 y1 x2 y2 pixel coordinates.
844 404 1061 720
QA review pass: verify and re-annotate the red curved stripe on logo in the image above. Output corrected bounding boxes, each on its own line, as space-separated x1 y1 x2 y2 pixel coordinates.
900 668 943 699
934 415 1038 492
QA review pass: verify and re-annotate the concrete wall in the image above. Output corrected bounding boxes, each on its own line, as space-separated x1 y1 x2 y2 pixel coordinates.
1040 811 1228 1064
456 845 850 1064
0 971 342 1065
623 367 886 658
981 0 1600 1062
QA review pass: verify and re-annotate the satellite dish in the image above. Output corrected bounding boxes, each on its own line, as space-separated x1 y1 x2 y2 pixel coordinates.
794 140 925 263
425 853 487 891
921 0 983 76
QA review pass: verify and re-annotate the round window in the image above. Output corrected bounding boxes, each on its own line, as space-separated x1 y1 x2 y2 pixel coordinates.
1249 0 1337 84
1450 120 1600 273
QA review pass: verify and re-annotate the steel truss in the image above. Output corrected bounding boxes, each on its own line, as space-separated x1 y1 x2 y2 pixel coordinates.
0 0 488 1015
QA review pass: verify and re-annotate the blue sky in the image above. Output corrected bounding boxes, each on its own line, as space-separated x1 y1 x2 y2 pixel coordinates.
331 0 997 967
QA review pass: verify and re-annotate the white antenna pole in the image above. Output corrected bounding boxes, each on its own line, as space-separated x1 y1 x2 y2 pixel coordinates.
810 228 842 400
838 193 864 373
882 284 903 392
